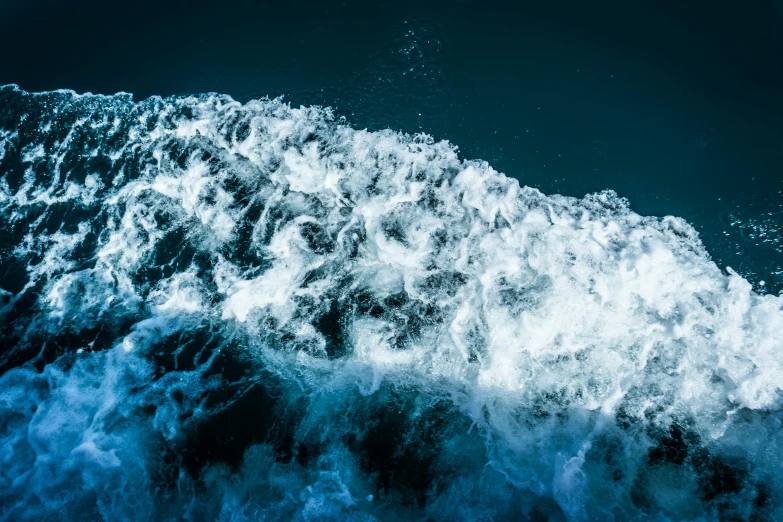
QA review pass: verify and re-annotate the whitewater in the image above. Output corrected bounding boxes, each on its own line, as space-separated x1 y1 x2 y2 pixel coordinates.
0 85 781 521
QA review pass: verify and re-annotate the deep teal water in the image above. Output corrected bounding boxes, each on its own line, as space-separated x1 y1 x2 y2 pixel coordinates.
2 0 782 292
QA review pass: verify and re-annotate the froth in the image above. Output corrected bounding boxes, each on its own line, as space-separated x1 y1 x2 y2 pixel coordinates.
0 85 781 521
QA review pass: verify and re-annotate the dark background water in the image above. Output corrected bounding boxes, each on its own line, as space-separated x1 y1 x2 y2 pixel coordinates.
1 0 782 292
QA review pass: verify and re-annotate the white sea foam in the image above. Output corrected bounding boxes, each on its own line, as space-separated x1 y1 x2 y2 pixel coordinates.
0 86 781 520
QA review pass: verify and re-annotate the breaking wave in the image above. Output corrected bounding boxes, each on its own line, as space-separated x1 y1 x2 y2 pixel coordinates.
1 85 782 521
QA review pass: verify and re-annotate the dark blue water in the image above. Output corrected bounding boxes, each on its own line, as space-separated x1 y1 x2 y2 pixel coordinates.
1 2 783 521
3 0 782 291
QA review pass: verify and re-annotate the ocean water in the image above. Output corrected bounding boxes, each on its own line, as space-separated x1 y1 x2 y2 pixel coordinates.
1 1 782 521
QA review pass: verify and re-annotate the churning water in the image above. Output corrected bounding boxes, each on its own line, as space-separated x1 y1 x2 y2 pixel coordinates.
0 85 782 520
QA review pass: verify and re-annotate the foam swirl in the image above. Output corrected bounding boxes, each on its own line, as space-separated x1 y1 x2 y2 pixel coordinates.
1 85 781 521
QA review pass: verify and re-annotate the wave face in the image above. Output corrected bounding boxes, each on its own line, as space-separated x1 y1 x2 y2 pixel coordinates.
0 85 782 521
